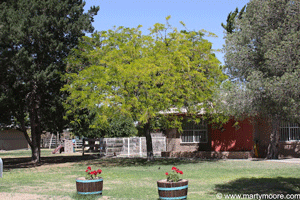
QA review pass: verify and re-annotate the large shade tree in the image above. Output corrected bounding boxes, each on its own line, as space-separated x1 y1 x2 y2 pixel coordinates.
63 17 226 161
0 0 99 162
223 0 300 159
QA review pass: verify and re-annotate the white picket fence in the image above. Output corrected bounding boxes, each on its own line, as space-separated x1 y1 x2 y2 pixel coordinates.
100 137 166 157
43 135 166 157
102 137 166 157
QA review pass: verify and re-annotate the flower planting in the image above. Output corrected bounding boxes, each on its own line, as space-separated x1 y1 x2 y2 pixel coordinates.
165 167 183 182
85 166 102 180
76 166 103 195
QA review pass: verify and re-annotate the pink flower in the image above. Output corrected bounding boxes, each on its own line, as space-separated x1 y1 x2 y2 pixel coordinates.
165 172 169 176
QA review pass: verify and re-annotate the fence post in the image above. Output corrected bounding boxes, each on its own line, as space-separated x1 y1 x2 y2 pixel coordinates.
49 133 53 149
0 158 3 178
128 137 130 157
165 137 167 152
82 138 85 156
105 138 107 155
139 137 142 157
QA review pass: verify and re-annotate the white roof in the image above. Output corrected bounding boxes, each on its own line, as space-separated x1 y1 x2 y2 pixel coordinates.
158 107 206 115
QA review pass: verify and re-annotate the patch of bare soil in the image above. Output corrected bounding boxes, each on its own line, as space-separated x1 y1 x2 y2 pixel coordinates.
0 193 111 200
0 192 72 200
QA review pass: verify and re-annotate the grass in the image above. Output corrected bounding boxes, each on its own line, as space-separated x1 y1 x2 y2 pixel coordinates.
1 149 300 199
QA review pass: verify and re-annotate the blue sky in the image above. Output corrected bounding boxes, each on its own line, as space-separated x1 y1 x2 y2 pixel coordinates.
84 0 249 64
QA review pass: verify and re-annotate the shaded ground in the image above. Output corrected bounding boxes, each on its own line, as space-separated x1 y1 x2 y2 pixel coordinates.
2 154 100 170
2 153 218 171
214 177 300 195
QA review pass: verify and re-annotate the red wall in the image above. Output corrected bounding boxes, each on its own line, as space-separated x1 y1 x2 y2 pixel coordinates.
210 118 254 151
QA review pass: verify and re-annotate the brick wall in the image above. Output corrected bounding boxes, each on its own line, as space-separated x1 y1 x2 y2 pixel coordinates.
161 151 252 159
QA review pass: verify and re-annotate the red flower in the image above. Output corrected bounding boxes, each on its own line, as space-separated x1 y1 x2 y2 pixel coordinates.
172 167 177 171
179 171 183 175
85 170 89 172
165 172 169 176
87 166 91 170
89 171 95 175
97 169 102 174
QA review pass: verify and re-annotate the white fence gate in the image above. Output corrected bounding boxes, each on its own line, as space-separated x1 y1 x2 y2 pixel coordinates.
103 137 166 157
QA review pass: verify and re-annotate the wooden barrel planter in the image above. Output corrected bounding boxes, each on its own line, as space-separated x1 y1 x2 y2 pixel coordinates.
76 177 103 195
157 179 188 199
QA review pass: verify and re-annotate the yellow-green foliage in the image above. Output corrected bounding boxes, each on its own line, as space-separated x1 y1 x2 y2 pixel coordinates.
63 16 227 130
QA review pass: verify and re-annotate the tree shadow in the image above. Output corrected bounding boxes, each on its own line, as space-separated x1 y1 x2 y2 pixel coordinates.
214 177 300 195
71 193 103 200
2 154 101 170
3 155 219 170
84 157 219 168
210 118 254 152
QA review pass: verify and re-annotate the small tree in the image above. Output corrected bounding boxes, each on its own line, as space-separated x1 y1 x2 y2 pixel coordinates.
63 16 226 161
223 0 300 159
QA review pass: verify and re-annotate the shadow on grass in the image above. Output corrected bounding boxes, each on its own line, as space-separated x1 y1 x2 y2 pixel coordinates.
3 154 218 170
84 157 219 168
2 154 101 170
71 193 103 200
214 177 300 195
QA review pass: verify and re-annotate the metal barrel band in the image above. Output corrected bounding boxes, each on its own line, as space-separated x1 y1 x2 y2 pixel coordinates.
76 179 103 183
158 185 188 191
77 191 102 195
159 196 187 200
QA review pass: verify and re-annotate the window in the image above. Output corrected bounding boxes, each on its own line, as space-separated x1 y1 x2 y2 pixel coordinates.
280 122 300 141
181 120 208 143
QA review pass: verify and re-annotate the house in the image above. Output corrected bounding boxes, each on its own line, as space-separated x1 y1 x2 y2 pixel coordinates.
0 129 28 150
253 118 300 158
162 116 300 159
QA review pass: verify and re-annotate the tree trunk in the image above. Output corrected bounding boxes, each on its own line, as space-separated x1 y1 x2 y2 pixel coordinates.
18 115 33 149
28 84 42 163
266 115 280 159
30 121 41 163
144 121 154 161
18 113 40 162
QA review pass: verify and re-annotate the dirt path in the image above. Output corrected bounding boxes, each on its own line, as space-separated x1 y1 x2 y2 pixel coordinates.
0 193 72 200
0 193 111 200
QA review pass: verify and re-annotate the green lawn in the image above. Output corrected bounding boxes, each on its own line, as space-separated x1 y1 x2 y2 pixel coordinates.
1 149 300 199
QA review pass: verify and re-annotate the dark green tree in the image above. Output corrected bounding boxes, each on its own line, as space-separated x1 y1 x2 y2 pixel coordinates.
0 0 99 162
221 5 246 33
223 0 300 159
